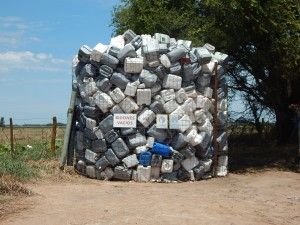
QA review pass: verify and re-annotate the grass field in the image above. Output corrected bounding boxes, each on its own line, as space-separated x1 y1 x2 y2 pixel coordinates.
0 126 65 144
0 126 66 194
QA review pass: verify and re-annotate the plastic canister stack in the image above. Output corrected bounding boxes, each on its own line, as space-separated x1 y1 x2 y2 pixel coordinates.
72 29 229 182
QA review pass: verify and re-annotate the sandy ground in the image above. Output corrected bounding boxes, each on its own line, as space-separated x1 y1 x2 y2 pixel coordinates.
1 170 299 225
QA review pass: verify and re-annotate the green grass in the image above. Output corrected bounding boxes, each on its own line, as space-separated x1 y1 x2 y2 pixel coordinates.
0 154 38 181
0 140 63 194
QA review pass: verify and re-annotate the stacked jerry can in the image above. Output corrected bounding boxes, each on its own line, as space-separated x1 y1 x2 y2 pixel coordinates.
72 29 229 182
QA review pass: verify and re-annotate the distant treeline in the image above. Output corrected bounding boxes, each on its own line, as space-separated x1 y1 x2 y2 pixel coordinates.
15 123 66 127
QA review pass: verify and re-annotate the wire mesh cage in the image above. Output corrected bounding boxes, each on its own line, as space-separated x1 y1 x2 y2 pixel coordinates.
71 30 229 182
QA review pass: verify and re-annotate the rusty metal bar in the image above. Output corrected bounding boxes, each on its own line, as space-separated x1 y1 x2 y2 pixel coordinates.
213 62 219 177
297 108 300 159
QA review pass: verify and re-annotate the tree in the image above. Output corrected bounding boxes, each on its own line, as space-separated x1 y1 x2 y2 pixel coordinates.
0 117 5 127
111 0 300 145
199 0 300 144
111 0 204 46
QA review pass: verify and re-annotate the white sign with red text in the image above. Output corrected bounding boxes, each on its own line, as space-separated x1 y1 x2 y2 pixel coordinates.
113 114 137 128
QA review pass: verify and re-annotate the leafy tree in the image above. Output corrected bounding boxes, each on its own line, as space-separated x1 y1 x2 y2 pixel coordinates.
111 0 300 144
199 0 300 144
111 0 204 46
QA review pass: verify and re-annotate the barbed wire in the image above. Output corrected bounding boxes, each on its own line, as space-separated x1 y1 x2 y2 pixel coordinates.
1 117 67 126
0 125 66 143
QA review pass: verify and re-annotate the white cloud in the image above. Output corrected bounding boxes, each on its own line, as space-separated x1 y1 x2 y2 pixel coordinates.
0 17 24 27
0 17 45 47
30 36 41 42
0 16 43 30
0 31 24 47
0 51 69 72
36 53 50 60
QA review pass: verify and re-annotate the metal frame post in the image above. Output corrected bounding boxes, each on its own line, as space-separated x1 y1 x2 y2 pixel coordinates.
60 90 77 170
213 62 219 177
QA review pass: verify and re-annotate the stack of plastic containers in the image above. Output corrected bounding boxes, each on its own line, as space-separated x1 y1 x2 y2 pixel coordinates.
72 29 229 182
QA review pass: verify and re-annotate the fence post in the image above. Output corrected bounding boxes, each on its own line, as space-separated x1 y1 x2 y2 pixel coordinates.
9 118 14 157
51 117 57 155
213 62 219 177
289 103 300 166
60 90 77 170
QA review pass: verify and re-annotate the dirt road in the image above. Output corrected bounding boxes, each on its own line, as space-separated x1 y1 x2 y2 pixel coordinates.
1 170 299 225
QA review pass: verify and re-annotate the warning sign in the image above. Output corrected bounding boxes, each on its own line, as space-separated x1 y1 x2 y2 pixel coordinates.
156 114 168 129
169 114 179 129
113 114 137 128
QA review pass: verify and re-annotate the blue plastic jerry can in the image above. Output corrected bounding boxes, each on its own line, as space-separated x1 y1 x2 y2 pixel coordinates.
150 142 171 157
139 151 152 166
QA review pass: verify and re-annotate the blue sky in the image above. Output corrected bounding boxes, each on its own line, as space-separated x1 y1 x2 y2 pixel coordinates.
0 0 120 125
0 0 246 126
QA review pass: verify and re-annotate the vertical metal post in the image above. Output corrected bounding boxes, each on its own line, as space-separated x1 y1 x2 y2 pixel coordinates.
298 110 300 159
51 116 57 155
9 118 14 158
60 90 77 170
67 113 76 166
213 62 219 177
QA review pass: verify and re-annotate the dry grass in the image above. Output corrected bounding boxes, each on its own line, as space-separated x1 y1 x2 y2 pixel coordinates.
0 126 65 143
0 174 33 196
0 158 78 220
0 173 34 220
29 159 84 183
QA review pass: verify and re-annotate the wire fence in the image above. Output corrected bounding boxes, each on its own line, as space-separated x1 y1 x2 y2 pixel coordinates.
1 117 298 170
0 117 274 146
0 117 66 156
0 126 66 144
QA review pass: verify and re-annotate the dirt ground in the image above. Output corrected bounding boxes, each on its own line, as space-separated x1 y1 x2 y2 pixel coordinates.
0 169 299 225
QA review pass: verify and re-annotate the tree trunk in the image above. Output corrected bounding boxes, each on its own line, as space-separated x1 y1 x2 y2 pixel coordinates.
275 106 294 145
274 76 300 145
254 118 263 145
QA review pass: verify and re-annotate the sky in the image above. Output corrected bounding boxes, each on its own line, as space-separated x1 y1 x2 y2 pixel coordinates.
0 0 120 125
0 0 247 126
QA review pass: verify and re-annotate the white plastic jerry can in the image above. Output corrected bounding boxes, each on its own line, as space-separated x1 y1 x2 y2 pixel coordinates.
124 57 144 73
91 43 108 62
137 165 151 182
161 159 174 173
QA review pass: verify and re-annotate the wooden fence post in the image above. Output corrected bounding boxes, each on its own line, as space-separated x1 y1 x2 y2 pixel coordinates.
9 118 14 157
51 117 57 155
